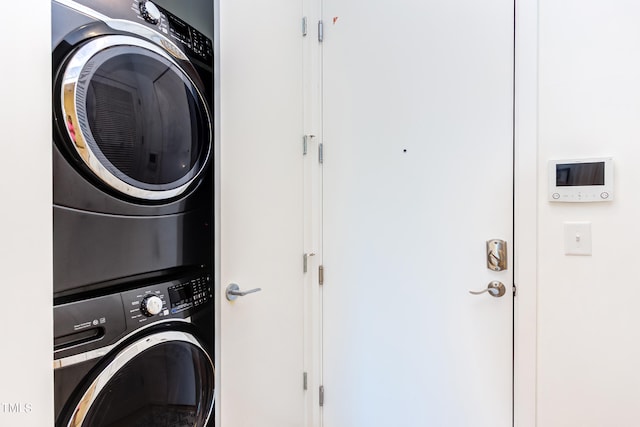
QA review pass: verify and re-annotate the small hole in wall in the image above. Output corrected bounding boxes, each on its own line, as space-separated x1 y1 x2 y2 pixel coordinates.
403 149 407 153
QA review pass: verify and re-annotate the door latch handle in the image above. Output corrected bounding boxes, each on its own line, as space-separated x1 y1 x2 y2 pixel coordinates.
226 283 262 301
469 281 506 297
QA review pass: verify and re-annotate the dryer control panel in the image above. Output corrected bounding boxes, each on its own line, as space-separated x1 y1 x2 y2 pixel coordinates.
57 0 213 64
132 0 213 64
161 6 213 63
134 1 213 64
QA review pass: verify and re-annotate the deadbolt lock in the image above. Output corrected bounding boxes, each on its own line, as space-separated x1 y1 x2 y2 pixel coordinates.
486 239 507 271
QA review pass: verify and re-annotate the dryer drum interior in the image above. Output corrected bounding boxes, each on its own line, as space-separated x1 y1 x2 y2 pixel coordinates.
63 330 215 427
57 35 212 201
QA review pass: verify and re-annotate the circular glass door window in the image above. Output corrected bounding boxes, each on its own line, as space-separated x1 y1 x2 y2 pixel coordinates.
60 35 212 201
68 331 215 427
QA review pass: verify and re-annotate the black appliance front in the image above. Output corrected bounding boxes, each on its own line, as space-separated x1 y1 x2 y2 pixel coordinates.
52 0 214 296
54 274 215 427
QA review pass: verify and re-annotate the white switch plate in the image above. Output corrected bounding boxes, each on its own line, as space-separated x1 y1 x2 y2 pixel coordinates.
564 221 592 256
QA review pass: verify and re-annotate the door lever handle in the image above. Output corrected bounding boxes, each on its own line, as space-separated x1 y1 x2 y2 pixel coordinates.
469 281 506 298
226 283 262 301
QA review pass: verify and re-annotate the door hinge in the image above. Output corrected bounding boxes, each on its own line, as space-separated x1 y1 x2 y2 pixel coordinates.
318 143 324 164
303 372 308 390
302 17 308 37
319 265 324 285
513 284 517 297
303 253 315 273
319 385 325 406
318 20 324 42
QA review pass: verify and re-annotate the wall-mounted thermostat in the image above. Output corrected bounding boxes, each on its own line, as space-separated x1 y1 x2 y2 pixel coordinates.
548 157 613 202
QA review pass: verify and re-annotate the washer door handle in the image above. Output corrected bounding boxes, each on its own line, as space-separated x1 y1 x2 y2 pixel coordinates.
226 283 262 301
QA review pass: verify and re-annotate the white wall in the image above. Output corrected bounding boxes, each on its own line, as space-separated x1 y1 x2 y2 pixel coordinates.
0 2 52 426
537 1 640 425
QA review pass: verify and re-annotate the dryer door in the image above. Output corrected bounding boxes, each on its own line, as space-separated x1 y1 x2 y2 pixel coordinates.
56 35 212 201
60 330 215 427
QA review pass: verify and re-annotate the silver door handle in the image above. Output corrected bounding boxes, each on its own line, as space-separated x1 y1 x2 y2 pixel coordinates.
226 283 262 301
469 281 506 297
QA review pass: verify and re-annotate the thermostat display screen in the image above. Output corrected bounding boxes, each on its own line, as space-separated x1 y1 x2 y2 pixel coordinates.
556 162 605 186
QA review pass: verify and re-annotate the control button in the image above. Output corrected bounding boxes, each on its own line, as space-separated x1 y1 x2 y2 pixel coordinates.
140 295 163 317
601 192 609 199
552 193 560 199
140 1 162 24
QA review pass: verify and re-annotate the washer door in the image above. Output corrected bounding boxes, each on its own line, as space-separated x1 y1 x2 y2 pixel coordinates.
65 330 215 427
58 34 211 201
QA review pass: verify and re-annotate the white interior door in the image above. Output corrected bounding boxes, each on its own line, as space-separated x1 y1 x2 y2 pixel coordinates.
219 0 306 425
321 1 515 426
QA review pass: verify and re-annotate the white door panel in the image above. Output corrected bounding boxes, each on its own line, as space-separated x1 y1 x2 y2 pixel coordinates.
219 0 305 425
322 1 514 426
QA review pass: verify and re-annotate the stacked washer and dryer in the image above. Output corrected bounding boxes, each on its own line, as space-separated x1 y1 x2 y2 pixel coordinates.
51 0 215 425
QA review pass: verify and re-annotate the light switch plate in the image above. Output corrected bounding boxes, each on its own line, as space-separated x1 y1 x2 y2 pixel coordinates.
564 221 592 256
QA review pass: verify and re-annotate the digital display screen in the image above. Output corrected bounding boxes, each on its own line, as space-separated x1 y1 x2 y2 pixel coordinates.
168 285 193 306
167 14 191 42
556 162 605 186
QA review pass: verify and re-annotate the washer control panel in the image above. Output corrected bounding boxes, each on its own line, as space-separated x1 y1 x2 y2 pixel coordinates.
54 273 212 360
140 294 164 317
121 274 212 328
168 275 210 314
123 286 169 325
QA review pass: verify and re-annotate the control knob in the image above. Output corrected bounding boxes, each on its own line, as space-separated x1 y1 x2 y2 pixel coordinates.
139 1 162 25
141 295 164 317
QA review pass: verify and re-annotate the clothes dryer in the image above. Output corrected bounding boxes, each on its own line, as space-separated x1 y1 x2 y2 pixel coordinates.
52 0 214 297
54 273 215 427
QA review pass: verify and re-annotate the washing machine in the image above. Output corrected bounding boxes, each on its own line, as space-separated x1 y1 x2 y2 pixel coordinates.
54 272 215 426
52 0 214 297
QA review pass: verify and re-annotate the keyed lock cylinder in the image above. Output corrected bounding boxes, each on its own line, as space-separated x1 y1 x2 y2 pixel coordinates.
486 239 507 271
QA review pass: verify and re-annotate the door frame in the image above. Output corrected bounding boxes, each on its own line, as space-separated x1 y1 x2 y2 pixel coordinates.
212 1 221 427
513 0 538 426
213 0 540 425
310 0 540 424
